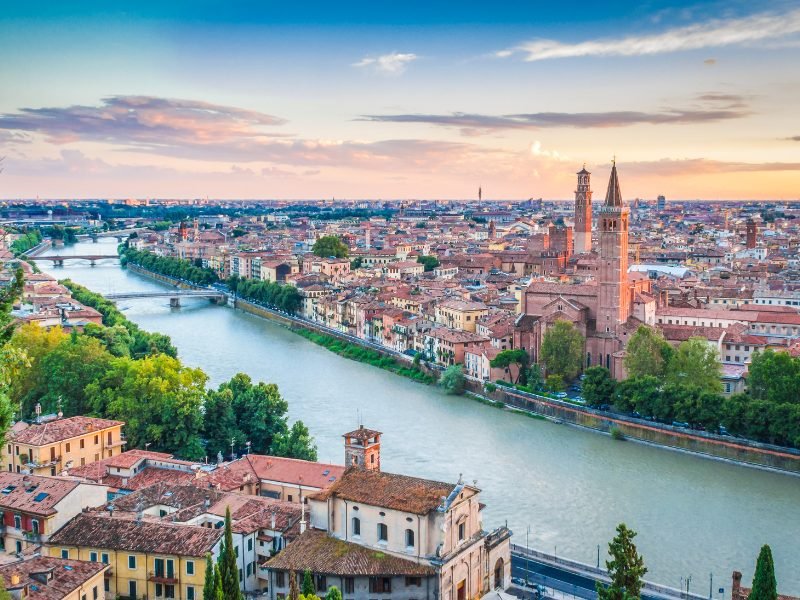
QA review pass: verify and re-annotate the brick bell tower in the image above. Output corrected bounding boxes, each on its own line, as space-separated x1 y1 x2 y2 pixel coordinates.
574 166 593 254
597 160 630 336
343 425 381 471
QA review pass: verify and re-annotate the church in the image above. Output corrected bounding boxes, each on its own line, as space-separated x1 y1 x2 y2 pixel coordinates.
514 163 657 379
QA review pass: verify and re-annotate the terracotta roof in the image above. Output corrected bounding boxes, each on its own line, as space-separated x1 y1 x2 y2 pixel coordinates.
310 467 457 515
0 473 82 517
206 455 345 491
0 557 107 600
9 417 123 447
264 528 434 576
342 426 381 442
49 513 222 557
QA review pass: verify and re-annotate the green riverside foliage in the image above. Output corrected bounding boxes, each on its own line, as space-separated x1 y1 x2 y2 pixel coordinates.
490 349 529 384
311 235 349 258
229 277 301 314
293 328 435 384
10 229 42 255
624 326 673 379
596 523 647 600
750 545 778 600
61 279 178 357
0 268 24 447
121 246 218 286
440 365 466 395
583 366 616 407
540 320 584 382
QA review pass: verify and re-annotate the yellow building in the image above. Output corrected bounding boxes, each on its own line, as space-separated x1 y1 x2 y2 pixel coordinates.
3 417 126 476
47 513 221 600
0 556 109 600
434 299 488 333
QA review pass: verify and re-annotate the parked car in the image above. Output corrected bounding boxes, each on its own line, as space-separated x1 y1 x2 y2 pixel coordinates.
555 392 568 399
672 421 690 429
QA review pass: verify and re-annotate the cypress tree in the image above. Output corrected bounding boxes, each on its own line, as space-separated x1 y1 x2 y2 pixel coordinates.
213 565 224 600
203 554 216 600
750 545 778 600
219 507 242 600
596 523 648 600
288 571 300 600
302 570 315 597
325 586 343 600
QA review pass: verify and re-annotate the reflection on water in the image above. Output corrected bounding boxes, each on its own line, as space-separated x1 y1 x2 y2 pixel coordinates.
41 239 800 594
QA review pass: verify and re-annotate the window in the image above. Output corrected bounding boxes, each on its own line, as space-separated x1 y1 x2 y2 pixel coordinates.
156 584 163 598
61 549 69 559
369 578 391 593
90 551 98 562
101 553 109 565
247 538 253 551
80 439 85 449
344 578 354 594
458 522 466 541
128 555 136 569
187 587 195 600
186 560 195 576
406 577 422 587
287 495 293 503
14 515 21 529
405 529 415 548
66 443 71 452
276 572 285 588
94 435 99 445
165 585 175 599
377 523 388 542
107 432 112 445
31 519 39 534
93 586 98 600
104 579 110 593
316 575 326 592
352 517 361 536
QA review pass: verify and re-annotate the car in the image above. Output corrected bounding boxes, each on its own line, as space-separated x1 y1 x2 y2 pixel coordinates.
718 425 730 436
672 421 690 428
631 411 642 418
599 404 610 411
511 577 526 587
573 396 585 404
555 392 568 399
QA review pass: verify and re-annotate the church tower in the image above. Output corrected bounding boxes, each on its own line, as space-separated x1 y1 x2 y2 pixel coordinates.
343 425 381 471
574 166 592 254
597 161 630 336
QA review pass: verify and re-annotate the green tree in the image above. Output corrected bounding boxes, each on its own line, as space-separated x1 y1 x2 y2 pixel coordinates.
219 507 242 600
747 350 800 405
596 523 648 600
666 337 722 394
0 575 13 600
490 349 529 384
416 255 440 272
87 354 207 459
302 570 315 597
540 320 584 382
202 388 242 460
325 586 343 600
0 267 23 344
624 326 673 379
545 374 565 393
272 421 318 462
583 366 616 407
526 363 544 391
203 554 216 600
439 365 466 395
312 235 349 258
288 572 300 600
9 324 66 415
750 545 777 600
213 565 224 600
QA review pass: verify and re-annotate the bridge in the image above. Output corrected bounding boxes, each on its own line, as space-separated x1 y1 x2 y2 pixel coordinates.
30 254 119 266
103 289 227 307
80 228 150 243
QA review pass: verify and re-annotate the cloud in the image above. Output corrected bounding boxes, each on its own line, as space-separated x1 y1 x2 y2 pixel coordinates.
498 8 800 61
352 52 418 74
360 95 750 134
704 58 717 65
622 158 800 176
785 135 800 141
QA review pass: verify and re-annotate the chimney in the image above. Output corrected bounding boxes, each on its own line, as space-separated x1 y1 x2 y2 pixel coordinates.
732 572 742 600
299 502 307 534
10 573 21 586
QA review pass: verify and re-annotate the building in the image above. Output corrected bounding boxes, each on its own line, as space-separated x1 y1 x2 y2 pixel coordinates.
343 427 381 471
3 417 126 477
573 167 592 254
0 472 108 555
0 556 109 600
434 300 488 333
746 218 758 249
46 514 221 600
657 195 666 211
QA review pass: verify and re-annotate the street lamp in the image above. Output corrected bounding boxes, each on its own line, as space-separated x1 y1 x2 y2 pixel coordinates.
525 525 531 586
230 437 236 461
246 441 252 455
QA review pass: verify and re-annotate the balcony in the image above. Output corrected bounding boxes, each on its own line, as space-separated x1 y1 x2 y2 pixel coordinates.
148 572 179 584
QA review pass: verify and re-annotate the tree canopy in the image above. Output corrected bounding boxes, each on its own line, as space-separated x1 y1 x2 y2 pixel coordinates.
416 255 440 272
665 337 722 394
440 365 466 395
750 545 777 600
624 326 673 379
596 523 648 600
312 235 349 258
490 349 529 384
583 366 615 407
540 320 584 382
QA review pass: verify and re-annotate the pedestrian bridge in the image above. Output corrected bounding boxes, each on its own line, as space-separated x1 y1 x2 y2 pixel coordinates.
30 254 119 266
103 290 227 307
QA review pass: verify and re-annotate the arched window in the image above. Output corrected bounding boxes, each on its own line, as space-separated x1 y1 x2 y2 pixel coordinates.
586 352 591 367
606 354 611 369
405 529 415 548
377 523 388 542
352 517 361 536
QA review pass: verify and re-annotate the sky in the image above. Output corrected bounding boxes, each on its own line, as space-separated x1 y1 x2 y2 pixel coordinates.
0 1 799 200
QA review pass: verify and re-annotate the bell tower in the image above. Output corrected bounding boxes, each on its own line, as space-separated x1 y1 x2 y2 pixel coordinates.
343 425 381 471
597 161 630 336
574 166 592 254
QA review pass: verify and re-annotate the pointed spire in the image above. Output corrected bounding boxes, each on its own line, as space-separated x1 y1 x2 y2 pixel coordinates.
604 161 623 207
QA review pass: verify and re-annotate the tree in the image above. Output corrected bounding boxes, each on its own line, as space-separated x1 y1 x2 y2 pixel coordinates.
87 354 207 459
583 366 615 407
0 576 13 600
213 565 224 600
527 363 544 391
666 337 722 394
288 572 300 600
203 554 217 600
545 374 565 393
325 587 342 600
540 320 584 382
202 388 242 460
750 545 777 600
302 570 315 597
417 255 440 272
272 421 318 462
0 267 23 344
596 523 647 600
747 350 800 405
439 365 465 395
219 507 241 600
312 235 349 258
490 349 529 384
624 326 673 379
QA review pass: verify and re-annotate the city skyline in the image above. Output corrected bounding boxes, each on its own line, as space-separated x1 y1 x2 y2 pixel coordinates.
1 0 799 200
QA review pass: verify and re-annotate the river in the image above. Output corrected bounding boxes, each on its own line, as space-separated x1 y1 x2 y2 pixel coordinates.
40 239 800 595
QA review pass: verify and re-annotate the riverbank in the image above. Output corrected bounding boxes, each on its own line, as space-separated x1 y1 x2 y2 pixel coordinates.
122 262 800 476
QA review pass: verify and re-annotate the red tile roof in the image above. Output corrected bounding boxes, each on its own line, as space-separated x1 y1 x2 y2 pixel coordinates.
9 417 123 447
0 556 107 600
0 473 82 517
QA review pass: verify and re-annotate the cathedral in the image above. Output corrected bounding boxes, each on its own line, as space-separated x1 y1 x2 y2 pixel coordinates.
515 163 657 379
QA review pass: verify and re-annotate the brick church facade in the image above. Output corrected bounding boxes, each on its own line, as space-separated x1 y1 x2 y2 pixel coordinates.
515 164 657 379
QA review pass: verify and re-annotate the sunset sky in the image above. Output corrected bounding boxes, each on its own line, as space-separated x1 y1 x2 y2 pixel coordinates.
1 1 799 200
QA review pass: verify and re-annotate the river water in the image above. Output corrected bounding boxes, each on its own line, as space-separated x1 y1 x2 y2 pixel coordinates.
40 239 800 594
